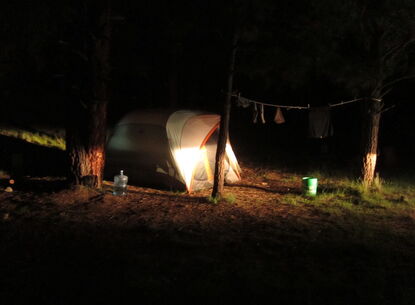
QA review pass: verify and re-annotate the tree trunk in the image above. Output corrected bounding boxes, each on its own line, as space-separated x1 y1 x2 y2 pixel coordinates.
66 0 111 189
361 98 382 188
67 101 108 188
212 32 238 199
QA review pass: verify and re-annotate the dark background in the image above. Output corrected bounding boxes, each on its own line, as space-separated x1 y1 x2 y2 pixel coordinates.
1 0 414 175
1 3 415 305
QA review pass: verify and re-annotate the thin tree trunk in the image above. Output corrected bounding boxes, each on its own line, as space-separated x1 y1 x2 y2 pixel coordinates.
212 32 238 199
67 0 111 189
361 98 382 188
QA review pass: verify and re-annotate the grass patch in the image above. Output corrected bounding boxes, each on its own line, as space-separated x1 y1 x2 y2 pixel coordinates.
207 195 220 204
207 193 237 204
280 172 415 227
0 170 10 179
0 125 65 150
223 193 237 204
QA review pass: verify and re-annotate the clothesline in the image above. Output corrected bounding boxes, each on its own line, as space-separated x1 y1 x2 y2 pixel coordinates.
231 93 387 137
329 98 365 107
233 93 378 110
232 94 310 110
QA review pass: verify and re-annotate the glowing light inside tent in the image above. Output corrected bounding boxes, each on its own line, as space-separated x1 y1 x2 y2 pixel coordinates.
225 143 235 160
201 146 213 182
226 143 240 173
171 143 241 191
173 146 203 189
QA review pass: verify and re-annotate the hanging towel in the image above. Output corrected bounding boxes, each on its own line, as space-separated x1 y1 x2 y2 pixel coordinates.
274 107 285 124
259 104 266 124
308 106 333 138
252 103 258 123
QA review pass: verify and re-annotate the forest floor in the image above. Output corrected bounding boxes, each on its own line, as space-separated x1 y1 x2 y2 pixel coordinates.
1 162 415 305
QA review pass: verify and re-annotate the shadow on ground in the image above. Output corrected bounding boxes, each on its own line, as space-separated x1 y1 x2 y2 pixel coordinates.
1 216 412 305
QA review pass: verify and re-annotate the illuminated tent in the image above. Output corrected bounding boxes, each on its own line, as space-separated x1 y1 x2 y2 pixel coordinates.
105 109 241 192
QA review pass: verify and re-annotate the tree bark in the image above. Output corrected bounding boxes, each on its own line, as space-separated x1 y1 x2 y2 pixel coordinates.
212 32 238 199
361 98 382 188
66 0 111 189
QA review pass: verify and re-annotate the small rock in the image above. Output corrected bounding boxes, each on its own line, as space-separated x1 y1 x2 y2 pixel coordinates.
5 186 13 193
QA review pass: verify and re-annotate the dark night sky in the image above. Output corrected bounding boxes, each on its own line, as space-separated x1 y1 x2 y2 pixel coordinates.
1 0 415 169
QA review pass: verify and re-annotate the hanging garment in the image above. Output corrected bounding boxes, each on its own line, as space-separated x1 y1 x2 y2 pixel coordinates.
259 104 266 124
237 96 251 108
308 106 333 138
274 107 285 124
252 103 258 123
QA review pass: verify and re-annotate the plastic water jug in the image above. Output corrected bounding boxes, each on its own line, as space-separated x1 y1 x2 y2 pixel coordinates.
113 170 128 196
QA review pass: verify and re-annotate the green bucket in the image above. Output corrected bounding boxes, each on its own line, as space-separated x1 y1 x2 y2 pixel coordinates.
302 177 318 196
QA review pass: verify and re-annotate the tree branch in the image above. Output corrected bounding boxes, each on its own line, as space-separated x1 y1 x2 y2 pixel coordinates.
379 87 393 98
377 104 396 114
380 74 415 91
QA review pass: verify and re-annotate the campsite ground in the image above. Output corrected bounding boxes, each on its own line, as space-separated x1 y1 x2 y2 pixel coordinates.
1 161 415 305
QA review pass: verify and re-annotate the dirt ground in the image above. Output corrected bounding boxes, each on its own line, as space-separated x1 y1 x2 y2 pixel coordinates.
1 162 415 305
0 163 306 233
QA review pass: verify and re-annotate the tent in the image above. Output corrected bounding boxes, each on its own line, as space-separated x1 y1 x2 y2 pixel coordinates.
105 109 241 192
